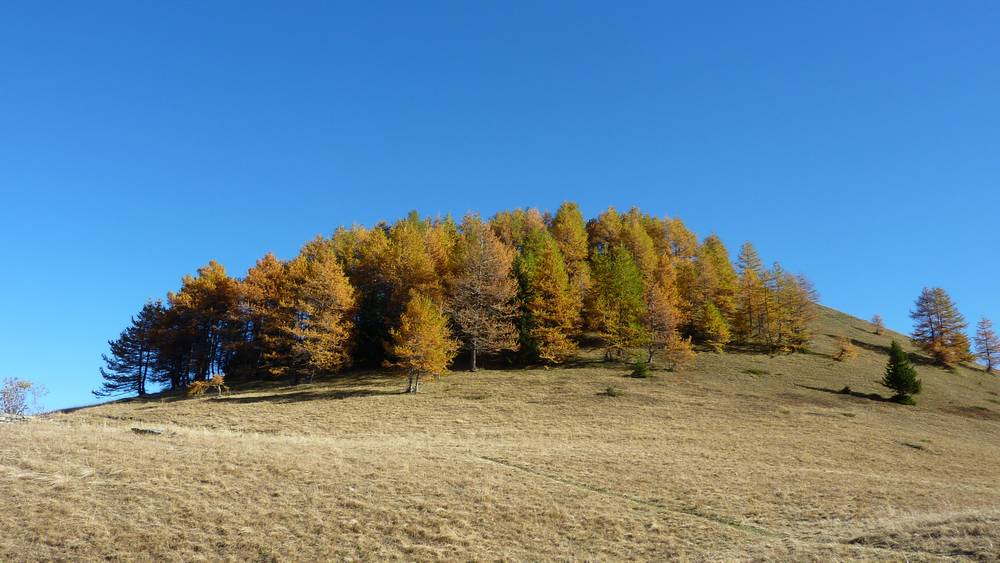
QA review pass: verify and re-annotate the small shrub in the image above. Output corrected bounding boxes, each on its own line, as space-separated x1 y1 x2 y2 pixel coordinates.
834 336 857 362
186 380 210 397
630 362 652 378
605 386 625 397
743 368 770 376
839 385 852 394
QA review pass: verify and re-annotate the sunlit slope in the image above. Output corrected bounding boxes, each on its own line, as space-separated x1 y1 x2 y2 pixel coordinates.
3 306 999 561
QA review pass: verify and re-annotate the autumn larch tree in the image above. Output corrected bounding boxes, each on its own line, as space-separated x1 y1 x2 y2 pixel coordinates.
871 314 884 335
974 317 1000 374
882 340 921 404
910 287 971 366
699 302 731 352
733 242 766 345
238 252 297 378
695 235 738 322
762 264 817 353
288 237 357 383
449 214 519 371
549 202 591 325
167 260 242 382
389 291 459 393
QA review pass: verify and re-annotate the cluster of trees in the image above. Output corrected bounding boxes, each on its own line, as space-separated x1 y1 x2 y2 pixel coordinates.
97 204 819 397
906 286 1000 373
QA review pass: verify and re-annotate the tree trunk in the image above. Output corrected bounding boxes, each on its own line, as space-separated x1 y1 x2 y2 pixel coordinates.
470 346 477 372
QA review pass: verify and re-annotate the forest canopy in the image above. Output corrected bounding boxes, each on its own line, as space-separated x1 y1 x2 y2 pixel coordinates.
97 204 818 397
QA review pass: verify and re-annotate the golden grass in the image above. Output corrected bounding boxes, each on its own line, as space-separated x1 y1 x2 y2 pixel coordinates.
2 307 999 561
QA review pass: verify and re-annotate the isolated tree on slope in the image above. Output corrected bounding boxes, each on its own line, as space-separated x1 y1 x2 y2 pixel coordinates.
974 317 1000 374
95 300 165 397
910 287 971 366
389 291 459 393
450 215 519 371
1 378 47 416
882 340 921 404
871 314 884 335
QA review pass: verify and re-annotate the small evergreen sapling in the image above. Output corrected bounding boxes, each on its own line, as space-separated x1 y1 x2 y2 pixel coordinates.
882 340 921 405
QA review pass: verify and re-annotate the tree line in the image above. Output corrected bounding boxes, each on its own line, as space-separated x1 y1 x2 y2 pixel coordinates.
96 203 819 397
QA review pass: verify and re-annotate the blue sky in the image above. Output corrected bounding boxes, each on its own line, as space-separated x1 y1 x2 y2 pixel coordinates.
2 1 998 410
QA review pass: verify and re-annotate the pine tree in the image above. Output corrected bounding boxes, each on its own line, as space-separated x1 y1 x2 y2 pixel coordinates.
974 317 1000 374
95 300 164 397
288 239 356 383
699 302 731 352
450 215 519 371
590 245 648 360
871 314 884 335
910 287 971 366
882 340 921 404
389 291 459 393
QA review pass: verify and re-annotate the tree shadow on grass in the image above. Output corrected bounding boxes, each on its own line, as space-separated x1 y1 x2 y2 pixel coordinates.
822 335 939 367
210 388 404 404
795 383 889 403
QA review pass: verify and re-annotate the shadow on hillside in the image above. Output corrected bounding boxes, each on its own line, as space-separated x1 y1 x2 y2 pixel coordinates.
795 384 889 403
211 387 404 404
822 335 939 367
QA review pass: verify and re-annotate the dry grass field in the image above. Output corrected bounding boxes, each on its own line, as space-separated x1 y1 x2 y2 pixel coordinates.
3 306 1000 561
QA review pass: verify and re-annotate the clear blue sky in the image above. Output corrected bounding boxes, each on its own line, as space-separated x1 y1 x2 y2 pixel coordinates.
2 2 998 410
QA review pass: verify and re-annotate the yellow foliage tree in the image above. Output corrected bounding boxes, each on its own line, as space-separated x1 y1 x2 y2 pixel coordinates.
389 291 460 393
518 231 579 363
288 238 356 383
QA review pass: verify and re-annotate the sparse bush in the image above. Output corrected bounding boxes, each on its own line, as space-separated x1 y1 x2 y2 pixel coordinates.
834 336 857 362
605 386 625 397
186 380 210 397
187 374 230 397
630 362 651 378
1 378 46 416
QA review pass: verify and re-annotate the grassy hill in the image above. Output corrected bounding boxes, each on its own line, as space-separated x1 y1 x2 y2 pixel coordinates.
3 306 1000 561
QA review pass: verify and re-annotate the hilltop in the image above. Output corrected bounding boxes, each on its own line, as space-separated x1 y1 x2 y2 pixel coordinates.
3 306 1000 561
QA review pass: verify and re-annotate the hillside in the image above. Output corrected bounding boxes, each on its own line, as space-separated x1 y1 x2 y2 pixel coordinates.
3 306 1000 561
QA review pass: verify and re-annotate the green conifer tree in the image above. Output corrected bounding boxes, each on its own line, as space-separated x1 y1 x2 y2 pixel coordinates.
882 340 922 404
